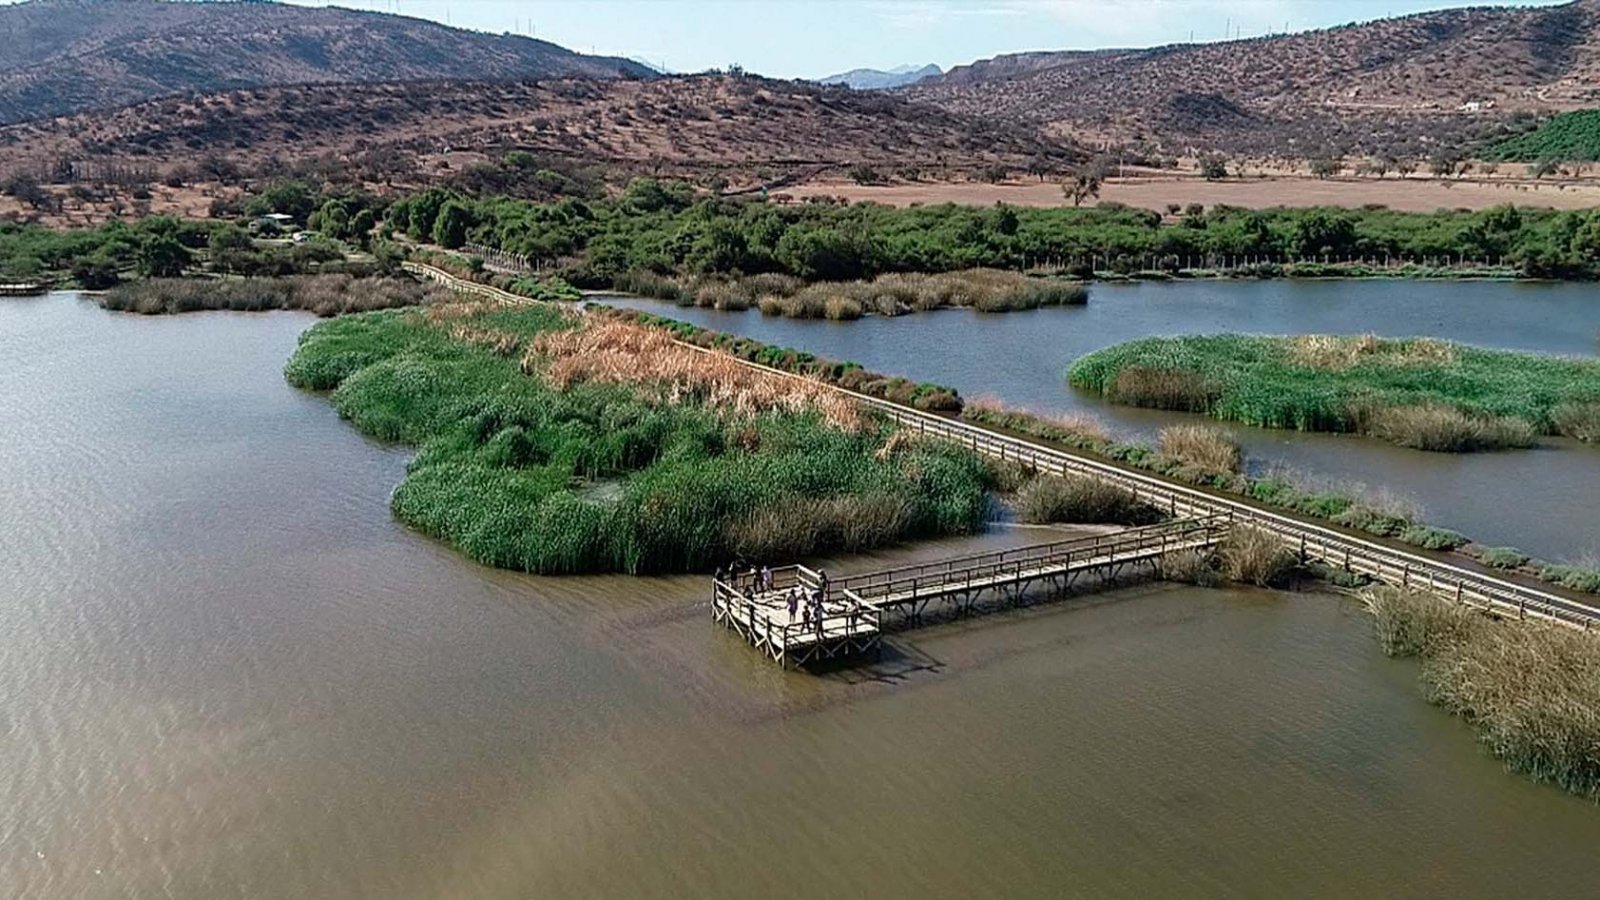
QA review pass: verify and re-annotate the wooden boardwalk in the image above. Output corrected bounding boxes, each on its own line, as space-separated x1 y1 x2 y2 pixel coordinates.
411 262 1600 637
713 516 1229 667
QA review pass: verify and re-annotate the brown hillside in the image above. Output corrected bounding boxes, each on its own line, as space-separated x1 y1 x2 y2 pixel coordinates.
0 75 1070 196
0 0 651 124
908 0 1600 156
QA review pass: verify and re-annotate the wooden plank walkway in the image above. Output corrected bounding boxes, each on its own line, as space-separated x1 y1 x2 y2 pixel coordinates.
713 516 1229 667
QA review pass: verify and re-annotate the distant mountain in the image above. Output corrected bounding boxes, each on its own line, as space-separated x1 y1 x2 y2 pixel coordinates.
819 64 941 91
0 0 653 124
907 0 1600 157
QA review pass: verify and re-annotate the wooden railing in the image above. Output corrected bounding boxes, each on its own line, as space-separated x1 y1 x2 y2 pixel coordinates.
826 516 1226 605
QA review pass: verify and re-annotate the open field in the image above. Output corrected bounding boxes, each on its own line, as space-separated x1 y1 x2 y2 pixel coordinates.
790 175 1600 213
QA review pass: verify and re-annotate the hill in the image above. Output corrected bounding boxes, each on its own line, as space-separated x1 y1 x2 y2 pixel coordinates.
0 74 1071 222
906 0 1600 157
819 64 941 91
0 0 652 124
1486 109 1600 162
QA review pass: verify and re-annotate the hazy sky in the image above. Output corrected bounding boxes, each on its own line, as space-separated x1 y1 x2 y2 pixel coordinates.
43 0 1576 78
269 0 1569 76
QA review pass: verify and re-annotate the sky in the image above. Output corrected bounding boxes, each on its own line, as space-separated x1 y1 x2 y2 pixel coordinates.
273 0 1570 76
70 0 1584 78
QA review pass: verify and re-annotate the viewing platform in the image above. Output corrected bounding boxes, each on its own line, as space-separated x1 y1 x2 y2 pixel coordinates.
713 515 1230 668
0 283 48 297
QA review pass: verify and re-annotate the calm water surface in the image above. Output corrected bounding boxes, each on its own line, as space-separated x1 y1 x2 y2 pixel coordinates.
603 279 1600 560
5 293 1600 899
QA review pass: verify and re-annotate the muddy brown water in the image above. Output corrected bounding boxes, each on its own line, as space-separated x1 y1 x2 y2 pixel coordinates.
601 279 1600 562
5 294 1600 899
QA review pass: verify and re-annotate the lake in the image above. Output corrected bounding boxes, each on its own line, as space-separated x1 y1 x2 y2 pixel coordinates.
4 293 1600 899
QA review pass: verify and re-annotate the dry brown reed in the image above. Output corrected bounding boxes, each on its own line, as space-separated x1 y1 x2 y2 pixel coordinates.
1220 526 1296 586
1288 334 1456 371
722 494 915 559
1158 424 1243 473
1365 586 1600 799
1364 403 1537 451
100 275 447 317
1015 474 1160 525
1552 400 1600 442
528 319 863 430
1108 367 1221 412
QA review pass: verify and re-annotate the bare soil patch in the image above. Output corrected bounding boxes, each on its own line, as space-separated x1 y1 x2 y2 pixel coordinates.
791 175 1600 213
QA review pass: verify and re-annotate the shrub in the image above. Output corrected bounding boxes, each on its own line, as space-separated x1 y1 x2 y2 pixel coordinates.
1477 546 1531 570
1398 524 1468 551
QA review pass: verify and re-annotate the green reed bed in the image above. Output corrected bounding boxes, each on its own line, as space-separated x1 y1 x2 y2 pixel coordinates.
285 304 988 575
1366 587 1600 801
1069 334 1600 451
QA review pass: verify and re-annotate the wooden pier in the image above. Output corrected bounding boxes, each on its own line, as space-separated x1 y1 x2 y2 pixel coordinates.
0 282 47 297
713 516 1229 668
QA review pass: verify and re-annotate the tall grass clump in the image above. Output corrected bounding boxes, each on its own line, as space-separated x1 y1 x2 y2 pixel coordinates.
1158 425 1242 474
1551 400 1600 443
1014 475 1161 526
285 303 989 575
1220 526 1296 586
1364 404 1537 452
1367 586 1600 800
1069 334 1600 451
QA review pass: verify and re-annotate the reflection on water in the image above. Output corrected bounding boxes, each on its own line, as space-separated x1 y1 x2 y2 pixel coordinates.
4 294 1600 900
602 279 1600 560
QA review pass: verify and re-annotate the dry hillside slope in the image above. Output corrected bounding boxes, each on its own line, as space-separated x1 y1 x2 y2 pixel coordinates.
908 0 1600 156
0 75 1070 194
0 0 652 124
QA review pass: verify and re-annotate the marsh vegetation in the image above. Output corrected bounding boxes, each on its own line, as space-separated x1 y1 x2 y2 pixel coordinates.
1070 334 1600 451
284 302 989 574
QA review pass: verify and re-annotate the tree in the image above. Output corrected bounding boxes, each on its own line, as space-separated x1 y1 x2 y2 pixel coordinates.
1199 154 1228 181
1309 157 1342 179
432 200 472 249
848 164 886 186
1026 156 1052 181
137 235 189 278
1530 158 1558 179
4 173 48 209
1063 165 1103 207
1372 156 1396 178
1429 153 1460 178
1395 158 1418 178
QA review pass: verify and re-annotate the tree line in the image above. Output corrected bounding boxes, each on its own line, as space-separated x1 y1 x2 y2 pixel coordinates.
384 180 1600 284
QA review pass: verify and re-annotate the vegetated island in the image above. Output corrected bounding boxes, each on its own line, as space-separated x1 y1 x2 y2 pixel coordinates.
1069 334 1600 452
283 301 991 574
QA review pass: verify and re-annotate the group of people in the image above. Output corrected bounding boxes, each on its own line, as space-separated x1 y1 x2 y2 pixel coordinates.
716 561 835 633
